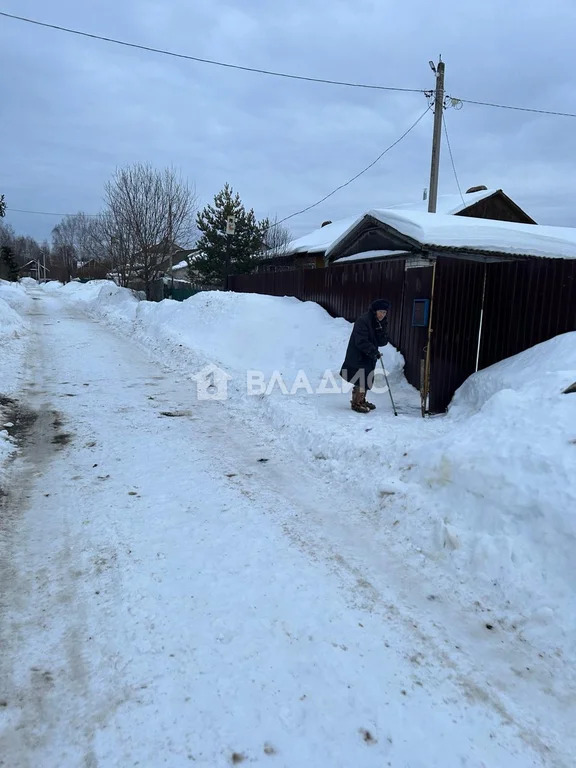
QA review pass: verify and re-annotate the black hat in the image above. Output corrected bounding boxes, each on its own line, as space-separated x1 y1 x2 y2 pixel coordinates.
370 299 390 312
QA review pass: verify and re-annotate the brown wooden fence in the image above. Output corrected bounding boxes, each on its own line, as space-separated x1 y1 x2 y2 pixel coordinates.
428 258 486 413
230 260 404 326
479 257 576 368
428 255 576 411
229 256 576 412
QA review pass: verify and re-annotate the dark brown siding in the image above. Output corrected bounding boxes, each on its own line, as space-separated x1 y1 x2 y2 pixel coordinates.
428 257 485 412
456 194 536 224
231 261 405 320
399 267 433 390
479 258 576 368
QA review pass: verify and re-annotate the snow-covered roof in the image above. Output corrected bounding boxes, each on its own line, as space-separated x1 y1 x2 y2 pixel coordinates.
171 260 189 271
385 188 498 215
284 190 501 257
328 210 576 261
285 216 359 255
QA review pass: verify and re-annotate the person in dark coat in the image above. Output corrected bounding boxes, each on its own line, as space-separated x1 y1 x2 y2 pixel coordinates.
340 299 390 413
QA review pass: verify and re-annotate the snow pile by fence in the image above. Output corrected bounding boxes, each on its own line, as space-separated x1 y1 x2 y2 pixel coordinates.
55 281 368 382
411 332 576 643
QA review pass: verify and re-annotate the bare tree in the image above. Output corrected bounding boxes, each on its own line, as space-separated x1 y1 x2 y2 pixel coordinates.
95 211 137 288
51 212 104 281
0 221 15 250
260 216 292 260
104 164 197 298
12 235 43 266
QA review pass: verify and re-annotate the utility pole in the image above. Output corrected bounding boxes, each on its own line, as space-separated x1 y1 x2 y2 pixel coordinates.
427 57 445 214
168 199 174 295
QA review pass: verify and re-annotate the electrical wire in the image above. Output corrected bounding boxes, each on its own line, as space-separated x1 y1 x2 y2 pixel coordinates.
442 114 464 205
0 11 425 94
275 106 432 226
7 108 432 225
2 12 575 118
6 207 100 217
449 96 576 119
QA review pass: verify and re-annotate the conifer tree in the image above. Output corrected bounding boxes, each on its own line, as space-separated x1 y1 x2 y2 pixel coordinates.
0 245 19 281
194 184 267 285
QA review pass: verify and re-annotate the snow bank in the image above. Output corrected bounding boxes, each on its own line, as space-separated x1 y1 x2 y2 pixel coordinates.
135 290 352 378
0 279 35 314
0 282 31 486
0 282 31 394
411 333 576 643
56 281 388 383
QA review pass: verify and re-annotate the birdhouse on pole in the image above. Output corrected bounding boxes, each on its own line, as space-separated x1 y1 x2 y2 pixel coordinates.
225 215 236 236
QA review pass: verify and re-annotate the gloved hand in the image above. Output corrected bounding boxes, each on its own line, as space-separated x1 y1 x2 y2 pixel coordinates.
376 351 382 359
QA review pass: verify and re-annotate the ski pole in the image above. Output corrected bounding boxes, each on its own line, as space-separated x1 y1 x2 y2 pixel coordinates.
379 356 398 416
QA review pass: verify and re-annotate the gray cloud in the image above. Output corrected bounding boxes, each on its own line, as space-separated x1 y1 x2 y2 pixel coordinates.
1 0 575 243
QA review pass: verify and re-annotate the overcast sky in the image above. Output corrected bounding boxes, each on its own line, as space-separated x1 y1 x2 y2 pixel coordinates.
1 0 575 243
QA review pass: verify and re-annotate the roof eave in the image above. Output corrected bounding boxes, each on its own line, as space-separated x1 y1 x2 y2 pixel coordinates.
425 244 567 261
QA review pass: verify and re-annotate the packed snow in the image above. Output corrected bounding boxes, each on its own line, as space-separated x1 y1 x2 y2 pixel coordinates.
1 278 575 767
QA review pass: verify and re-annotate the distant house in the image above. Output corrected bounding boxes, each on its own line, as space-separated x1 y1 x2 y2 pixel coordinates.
256 187 536 272
164 248 205 282
168 259 191 280
18 259 49 280
131 242 197 277
127 242 197 295
76 259 110 281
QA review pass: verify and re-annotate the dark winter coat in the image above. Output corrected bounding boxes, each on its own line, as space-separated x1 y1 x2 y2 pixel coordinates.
340 310 389 390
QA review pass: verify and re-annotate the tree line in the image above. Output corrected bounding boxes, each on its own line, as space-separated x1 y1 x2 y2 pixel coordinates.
1 166 291 297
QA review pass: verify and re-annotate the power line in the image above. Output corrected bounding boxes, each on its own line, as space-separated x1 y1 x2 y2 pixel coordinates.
7 207 100 217
3 12 576 119
0 11 425 94
8 109 431 226
276 106 432 226
442 114 464 205
450 96 576 119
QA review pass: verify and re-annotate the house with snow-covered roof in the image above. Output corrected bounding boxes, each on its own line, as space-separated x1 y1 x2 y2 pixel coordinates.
256 187 536 273
231 204 576 413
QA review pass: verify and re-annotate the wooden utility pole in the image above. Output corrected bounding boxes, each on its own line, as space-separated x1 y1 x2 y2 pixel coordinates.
168 199 174 294
427 58 445 214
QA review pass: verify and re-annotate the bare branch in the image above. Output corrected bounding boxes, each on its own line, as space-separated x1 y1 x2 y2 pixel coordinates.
103 163 197 298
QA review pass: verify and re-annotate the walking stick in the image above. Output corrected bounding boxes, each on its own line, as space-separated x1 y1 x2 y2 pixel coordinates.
379 357 398 416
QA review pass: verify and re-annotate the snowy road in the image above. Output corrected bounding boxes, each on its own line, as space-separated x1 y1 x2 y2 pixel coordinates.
0 289 571 767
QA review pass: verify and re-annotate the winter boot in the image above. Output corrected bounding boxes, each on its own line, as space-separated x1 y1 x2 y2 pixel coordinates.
363 393 376 410
351 387 370 413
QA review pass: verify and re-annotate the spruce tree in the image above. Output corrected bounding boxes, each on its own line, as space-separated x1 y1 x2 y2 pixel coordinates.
193 183 266 285
0 245 19 281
